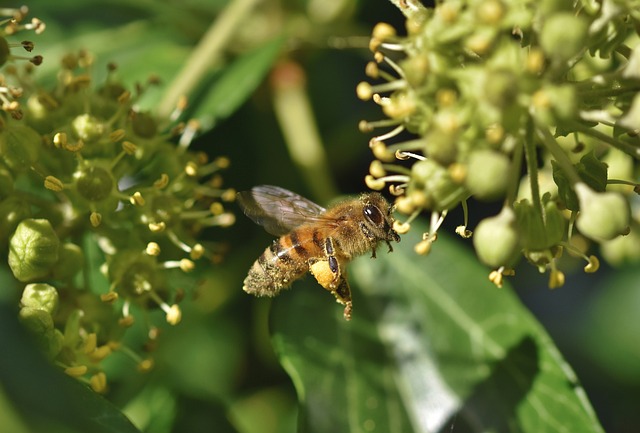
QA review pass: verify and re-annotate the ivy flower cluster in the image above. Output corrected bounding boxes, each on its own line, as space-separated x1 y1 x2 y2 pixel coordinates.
1 7 234 392
359 0 640 287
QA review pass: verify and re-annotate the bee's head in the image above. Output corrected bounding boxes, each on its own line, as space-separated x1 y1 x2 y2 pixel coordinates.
361 193 401 244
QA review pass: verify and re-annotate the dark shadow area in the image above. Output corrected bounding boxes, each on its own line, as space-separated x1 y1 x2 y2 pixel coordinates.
0 302 139 433
440 336 539 433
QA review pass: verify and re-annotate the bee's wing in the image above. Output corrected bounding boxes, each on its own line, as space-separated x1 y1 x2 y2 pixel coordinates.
237 185 327 236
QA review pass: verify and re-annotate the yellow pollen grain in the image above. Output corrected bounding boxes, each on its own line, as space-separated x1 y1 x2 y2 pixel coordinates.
64 139 84 152
526 48 545 74
356 82 373 101
179 258 195 272
221 188 236 202
210 202 224 215
393 220 411 234
190 243 205 260
100 292 119 303
395 195 416 215
109 129 126 142
119 315 135 327
154 173 169 189
489 270 503 288
90 212 102 227
549 269 565 289
369 37 382 53
215 156 230 169
358 120 374 133
130 191 145 206
455 225 473 238
90 372 107 393
448 163 467 184
532 90 551 109
148 221 166 232
185 161 198 177
89 345 112 362
414 239 432 255
166 304 182 325
365 62 379 79
146 242 161 256
584 255 600 273
370 141 395 162
365 174 385 191
369 160 387 178
138 359 154 372
53 132 67 148
372 22 396 40
64 365 88 377
44 175 64 191
122 140 137 155
83 333 97 354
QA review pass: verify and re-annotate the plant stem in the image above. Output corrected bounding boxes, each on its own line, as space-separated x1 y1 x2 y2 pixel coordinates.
387 0 428 19
271 62 338 203
157 0 261 118
570 120 640 159
524 117 544 220
536 125 582 185
506 135 524 207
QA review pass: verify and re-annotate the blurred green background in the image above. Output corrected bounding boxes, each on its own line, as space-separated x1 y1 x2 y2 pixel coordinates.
1 1 639 432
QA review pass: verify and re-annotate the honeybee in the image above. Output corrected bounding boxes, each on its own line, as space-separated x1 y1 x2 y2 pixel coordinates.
237 185 400 320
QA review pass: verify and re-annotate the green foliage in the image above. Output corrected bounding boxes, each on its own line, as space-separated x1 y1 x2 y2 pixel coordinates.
272 221 603 433
1 1 639 432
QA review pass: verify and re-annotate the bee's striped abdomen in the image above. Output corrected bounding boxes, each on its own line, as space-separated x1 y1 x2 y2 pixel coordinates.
243 231 313 297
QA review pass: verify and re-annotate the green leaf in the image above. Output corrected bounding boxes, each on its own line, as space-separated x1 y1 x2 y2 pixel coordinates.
270 219 604 433
553 151 608 211
578 266 640 383
188 35 285 126
0 303 141 433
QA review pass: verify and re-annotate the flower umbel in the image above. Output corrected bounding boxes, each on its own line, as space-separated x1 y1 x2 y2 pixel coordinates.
361 1 640 286
2 16 234 391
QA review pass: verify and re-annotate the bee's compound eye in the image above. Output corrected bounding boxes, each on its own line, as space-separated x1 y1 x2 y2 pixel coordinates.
363 205 384 226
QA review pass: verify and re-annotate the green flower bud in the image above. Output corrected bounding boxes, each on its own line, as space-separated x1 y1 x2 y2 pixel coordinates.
601 226 640 266
131 112 158 138
399 54 430 87
531 85 577 126
21 283 59 315
72 114 105 143
8 218 60 282
551 85 577 121
575 183 630 242
540 13 588 62
465 149 510 200
410 159 467 211
0 166 14 198
108 250 159 299
74 163 115 202
0 197 31 242
473 206 520 267
0 125 42 173
52 243 85 280
19 307 63 358
19 306 54 335
483 69 518 109
47 329 65 359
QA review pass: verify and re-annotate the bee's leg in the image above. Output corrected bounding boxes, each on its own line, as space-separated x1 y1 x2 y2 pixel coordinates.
385 240 394 253
322 237 341 288
333 274 353 321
